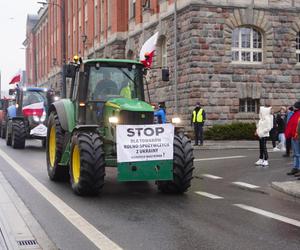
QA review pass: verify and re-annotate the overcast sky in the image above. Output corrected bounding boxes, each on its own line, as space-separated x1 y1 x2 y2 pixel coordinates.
0 0 40 91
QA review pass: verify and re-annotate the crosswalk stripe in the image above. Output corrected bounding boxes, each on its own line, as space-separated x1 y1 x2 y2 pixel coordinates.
202 174 223 180
234 204 300 228
195 191 224 199
194 156 246 162
232 182 260 189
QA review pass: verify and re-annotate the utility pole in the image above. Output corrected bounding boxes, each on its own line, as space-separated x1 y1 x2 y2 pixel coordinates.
174 0 178 114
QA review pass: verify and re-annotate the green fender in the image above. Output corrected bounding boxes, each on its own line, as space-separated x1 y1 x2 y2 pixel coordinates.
48 99 75 132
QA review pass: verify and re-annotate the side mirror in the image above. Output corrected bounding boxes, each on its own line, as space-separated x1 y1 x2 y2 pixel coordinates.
162 68 169 81
64 64 77 78
9 89 15 95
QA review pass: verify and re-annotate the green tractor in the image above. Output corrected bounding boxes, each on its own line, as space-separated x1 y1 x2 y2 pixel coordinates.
46 58 194 195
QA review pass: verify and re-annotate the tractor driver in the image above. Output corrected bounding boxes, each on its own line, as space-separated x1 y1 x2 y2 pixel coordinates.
94 70 118 99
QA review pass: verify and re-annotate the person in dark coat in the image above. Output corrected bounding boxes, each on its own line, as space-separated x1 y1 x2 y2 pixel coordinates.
283 106 294 157
191 102 206 146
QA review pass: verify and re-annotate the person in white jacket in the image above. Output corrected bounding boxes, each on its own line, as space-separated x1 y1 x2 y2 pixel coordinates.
255 106 274 166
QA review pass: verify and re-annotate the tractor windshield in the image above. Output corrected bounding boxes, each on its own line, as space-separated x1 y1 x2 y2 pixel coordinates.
87 65 144 101
23 90 47 107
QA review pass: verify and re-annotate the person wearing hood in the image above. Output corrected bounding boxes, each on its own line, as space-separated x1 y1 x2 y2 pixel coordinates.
191 102 206 146
255 106 274 167
285 101 300 176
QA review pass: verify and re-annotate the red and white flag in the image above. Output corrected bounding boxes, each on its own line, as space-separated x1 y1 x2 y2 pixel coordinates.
22 102 44 117
139 32 159 68
9 73 21 85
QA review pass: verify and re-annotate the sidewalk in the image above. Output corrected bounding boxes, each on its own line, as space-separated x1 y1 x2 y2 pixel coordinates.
193 140 300 200
0 171 56 250
193 140 261 150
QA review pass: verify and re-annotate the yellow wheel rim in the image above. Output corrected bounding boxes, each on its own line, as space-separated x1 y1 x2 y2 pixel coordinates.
49 126 56 167
72 144 80 184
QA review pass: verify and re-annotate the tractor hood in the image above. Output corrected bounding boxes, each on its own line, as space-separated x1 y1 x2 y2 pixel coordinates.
106 98 154 112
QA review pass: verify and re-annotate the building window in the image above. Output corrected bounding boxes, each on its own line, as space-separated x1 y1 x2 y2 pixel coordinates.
143 0 151 9
94 1 98 37
297 32 300 63
130 0 136 19
232 27 263 63
239 98 260 113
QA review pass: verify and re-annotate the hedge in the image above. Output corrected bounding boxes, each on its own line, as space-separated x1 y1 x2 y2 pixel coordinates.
204 122 257 140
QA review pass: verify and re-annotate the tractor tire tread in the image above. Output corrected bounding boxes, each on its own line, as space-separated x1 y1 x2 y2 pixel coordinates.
157 132 194 194
71 132 105 196
12 120 26 149
47 112 69 181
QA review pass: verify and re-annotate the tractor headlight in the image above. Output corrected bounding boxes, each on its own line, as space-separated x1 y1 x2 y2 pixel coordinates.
109 116 119 124
40 111 46 122
33 116 40 122
172 117 181 124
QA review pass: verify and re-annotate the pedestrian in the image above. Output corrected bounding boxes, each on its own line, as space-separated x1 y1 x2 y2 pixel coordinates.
270 110 279 151
283 106 294 157
285 101 300 175
255 106 273 167
275 107 287 152
154 102 166 124
191 102 206 146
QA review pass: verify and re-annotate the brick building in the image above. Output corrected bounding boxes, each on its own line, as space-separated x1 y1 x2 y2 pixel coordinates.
24 0 300 127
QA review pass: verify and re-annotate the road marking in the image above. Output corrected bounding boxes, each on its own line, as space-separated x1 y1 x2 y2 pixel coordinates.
232 182 260 189
234 204 300 228
201 174 223 180
0 149 122 250
195 191 224 199
194 156 246 162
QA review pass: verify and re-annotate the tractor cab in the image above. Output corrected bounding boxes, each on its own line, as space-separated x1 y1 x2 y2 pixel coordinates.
5 87 56 149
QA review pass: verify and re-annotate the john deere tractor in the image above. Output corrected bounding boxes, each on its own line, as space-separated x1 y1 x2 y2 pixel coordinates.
46 58 194 195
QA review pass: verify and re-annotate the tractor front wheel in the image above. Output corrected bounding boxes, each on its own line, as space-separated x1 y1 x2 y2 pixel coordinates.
157 132 194 194
11 120 26 149
70 132 105 196
46 112 69 181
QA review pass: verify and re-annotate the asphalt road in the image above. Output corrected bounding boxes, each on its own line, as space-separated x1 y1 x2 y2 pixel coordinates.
0 139 300 250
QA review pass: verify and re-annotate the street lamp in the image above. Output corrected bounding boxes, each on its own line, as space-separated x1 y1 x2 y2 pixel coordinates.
37 1 66 97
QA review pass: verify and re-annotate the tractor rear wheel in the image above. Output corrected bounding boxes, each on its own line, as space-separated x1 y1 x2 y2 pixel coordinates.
1 123 6 139
11 120 26 149
157 132 194 194
6 122 12 146
46 112 69 181
70 132 105 196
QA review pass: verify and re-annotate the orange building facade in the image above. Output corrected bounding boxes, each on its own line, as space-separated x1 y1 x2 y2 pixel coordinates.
24 0 170 90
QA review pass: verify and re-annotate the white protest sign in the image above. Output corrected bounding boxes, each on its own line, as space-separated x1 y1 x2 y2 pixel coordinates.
116 124 174 163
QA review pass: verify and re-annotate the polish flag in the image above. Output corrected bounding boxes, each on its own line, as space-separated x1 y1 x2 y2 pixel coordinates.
139 32 159 68
9 74 21 85
22 102 44 117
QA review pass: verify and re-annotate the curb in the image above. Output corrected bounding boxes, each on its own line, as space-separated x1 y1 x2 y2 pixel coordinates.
271 181 300 199
193 146 258 150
